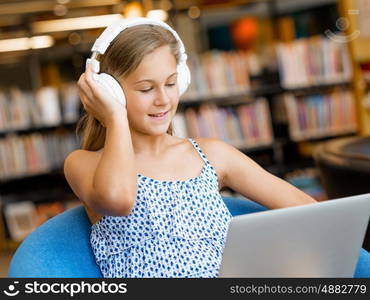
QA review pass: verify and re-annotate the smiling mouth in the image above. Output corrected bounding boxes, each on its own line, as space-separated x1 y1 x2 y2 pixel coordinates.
148 111 168 117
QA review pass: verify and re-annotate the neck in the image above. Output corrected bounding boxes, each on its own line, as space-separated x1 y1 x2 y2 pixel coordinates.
130 131 173 157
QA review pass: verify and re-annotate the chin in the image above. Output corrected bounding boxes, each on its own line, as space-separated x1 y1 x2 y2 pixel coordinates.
139 121 168 134
150 127 171 136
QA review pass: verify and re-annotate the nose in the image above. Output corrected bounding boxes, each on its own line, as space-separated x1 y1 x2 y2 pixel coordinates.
154 86 171 106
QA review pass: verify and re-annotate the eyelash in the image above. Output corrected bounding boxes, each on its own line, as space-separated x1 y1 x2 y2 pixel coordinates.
140 83 176 93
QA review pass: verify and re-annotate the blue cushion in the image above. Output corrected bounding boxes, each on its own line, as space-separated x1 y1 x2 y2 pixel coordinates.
7 197 370 277
222 196 267 215
8 205 101 278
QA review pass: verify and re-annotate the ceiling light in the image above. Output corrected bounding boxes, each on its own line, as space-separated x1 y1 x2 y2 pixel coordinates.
53 4 68 16
146 9 168 21
68 32 82 45
0 35 54 53
124 1 144 18
32 14 123 34
30 35 54 49
188 6 201 19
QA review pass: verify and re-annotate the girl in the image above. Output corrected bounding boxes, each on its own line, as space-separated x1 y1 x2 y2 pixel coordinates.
63 18 316 278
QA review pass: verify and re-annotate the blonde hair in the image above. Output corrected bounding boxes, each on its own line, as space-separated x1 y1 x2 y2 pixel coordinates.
76 24 180 151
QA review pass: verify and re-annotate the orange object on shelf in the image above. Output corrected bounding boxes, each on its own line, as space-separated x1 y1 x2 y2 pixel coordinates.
231 17 259 50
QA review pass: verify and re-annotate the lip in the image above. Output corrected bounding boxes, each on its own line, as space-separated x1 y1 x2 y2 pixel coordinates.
148 111 168 115
148 110 169 120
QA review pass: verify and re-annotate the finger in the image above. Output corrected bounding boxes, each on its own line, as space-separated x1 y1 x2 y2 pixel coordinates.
85 62 93 80
78 84 94 110
84 73 104 102
85 62 99 86
78 73 95 101
80 90 104 126
84 64 116 106
88 81 107 103
84 69 100 96
85 63 110 99
78 64 95 96
78 93 89 112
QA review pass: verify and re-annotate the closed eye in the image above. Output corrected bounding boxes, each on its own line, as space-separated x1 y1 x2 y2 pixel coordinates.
139 82 176 93
140 87 153 93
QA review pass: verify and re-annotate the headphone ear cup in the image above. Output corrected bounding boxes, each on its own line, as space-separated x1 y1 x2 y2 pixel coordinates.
94 73 126 106
177 62 191 96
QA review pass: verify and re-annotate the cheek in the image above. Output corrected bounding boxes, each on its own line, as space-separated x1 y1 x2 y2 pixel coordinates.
125 92 151 112
172 85 180 98
167 88 180 105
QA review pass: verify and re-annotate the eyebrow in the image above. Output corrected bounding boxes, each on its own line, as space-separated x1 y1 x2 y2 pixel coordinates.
133 72 177 84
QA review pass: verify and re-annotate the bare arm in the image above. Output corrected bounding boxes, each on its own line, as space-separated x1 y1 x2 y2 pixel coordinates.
92 113 138 215
209 138 317 209
64 64 137 216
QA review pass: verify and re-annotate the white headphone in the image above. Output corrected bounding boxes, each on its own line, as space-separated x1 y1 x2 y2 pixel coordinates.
86 17 191 106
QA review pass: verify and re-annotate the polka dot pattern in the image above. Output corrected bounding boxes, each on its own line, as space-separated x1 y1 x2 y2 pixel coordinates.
90 138 232 278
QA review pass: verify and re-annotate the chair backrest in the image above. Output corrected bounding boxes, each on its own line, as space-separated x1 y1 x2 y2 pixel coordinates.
7 197 267 278
313 136 370 199
313 136 370 251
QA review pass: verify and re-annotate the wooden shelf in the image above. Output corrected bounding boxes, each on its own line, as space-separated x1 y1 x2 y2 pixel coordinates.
0 168 63 185
283 81 352 96
180 85 283 106
0 121 78 137
290 128 358 142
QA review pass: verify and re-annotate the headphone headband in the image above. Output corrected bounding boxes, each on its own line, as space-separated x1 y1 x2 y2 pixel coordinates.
91 17 187 62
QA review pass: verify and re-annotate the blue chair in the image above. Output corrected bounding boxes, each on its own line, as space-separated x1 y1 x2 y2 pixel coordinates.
7 197 370 277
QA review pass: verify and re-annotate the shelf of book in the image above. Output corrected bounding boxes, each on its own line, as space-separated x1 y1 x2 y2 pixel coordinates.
0 199 81 253
173 98 274 149
0 84 81 134
275 35 353 90
0 131 79 181
283 88 358 141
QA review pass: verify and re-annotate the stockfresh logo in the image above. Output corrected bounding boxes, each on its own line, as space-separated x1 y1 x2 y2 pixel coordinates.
325 9 360 43
3 281 20 297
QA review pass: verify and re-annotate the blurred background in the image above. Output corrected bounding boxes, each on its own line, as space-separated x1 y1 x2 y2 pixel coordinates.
1 0 370 275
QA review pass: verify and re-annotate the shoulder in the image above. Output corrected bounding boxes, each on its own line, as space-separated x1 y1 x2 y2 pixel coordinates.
63 149 101 197
63 149 103 224
192 137 235 189
191 137 228 155
192 137 237 162
64 149 100 167
63 149 102 188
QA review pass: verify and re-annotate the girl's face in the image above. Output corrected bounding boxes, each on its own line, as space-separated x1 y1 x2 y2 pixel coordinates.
121 45 179 136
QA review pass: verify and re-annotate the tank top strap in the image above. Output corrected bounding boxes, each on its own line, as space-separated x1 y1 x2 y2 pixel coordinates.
188 138 210 165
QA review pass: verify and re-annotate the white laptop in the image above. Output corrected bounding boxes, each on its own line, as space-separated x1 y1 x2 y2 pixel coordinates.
218 193 370 277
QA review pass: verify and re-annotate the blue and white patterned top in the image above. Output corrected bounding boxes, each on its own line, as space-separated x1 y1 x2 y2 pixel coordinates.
90 138 232 278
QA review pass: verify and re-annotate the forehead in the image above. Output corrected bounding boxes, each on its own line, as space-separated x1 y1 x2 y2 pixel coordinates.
127 45 177 81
